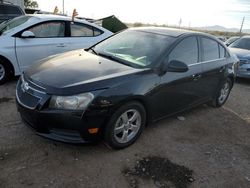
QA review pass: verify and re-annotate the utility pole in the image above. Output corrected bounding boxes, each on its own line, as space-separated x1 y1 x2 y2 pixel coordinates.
239 16 245 34
62 0 65 14
179 18 182 28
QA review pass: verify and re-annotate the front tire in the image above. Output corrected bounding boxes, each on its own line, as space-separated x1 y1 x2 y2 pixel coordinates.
211 78 232 107
0 60 11 85
104 101 146 149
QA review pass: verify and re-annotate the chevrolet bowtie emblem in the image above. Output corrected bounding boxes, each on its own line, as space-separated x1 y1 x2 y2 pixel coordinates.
21 81 29 92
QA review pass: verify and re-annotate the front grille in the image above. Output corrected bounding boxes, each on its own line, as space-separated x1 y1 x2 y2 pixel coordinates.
16 75 47 110
239 59 250 65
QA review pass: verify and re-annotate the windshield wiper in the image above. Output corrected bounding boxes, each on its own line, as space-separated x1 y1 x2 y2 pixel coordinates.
98 52 133 67
85 47 98 55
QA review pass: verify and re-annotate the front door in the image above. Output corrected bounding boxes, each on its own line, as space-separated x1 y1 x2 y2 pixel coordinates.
151 36 205 120
15 21 70 71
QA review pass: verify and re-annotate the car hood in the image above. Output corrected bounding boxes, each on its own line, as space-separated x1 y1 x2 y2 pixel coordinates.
25 50 150 95
229 47 250 59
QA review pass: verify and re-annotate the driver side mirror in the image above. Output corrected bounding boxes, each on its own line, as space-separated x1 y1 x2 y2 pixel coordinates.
167 60 189 73
21 31 35 38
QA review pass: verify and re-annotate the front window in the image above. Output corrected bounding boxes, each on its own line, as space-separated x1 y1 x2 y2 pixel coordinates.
0 16 31 35
93 30 173 68
28 22 65 38
230 38 250 50
168 36 198 65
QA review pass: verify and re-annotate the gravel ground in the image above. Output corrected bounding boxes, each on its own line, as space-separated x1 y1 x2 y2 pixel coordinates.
0 78 250 188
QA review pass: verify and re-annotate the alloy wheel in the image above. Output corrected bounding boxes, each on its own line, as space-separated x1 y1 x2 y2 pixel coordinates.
218 82 230 104
0 64 5 81
114 109 142 144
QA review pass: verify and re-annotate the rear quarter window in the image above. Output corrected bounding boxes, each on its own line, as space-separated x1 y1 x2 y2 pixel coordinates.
219 44 227 58
70 22 103 37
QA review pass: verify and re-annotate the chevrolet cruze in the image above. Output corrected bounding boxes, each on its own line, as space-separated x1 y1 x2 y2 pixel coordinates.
16 27 237 149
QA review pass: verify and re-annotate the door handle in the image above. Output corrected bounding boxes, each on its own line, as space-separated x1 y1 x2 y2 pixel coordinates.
192 74 201 81
57 43 66 47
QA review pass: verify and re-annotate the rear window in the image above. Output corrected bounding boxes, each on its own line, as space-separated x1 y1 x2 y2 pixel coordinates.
0 5 23 14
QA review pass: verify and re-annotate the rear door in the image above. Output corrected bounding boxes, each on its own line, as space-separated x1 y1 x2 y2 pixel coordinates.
68 22 107 50
152 36 205 119
199 37 228 98
16 21 70 71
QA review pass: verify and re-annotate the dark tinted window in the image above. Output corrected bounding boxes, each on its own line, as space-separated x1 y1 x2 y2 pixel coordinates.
0 5 23 14
93 27 102 36
28 22 65 38
168 36 198 65
201 38 219 61
219 44 226 58
230 38 250 50
71 22 103 37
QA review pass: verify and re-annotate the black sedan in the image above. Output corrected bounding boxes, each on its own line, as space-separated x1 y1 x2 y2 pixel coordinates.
16 27 237 149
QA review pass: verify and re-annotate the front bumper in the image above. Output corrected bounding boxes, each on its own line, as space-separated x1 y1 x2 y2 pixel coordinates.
236 69 250 78
16 77 108 144
236 61 250 78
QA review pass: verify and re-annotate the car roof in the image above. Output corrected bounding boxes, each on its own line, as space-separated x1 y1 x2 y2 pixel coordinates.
26 14 85 22
130 27 199 37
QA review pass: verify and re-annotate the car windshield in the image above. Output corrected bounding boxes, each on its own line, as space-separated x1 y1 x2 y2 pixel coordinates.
0 16 31 36
230 37 250 50
226 37 239 44
93 30 173 68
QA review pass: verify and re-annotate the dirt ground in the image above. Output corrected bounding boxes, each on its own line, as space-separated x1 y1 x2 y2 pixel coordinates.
0 78 250 188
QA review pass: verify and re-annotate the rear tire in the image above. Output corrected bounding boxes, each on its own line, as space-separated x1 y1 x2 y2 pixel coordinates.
211 78 232 108
0 59 11 85
104 101 146 149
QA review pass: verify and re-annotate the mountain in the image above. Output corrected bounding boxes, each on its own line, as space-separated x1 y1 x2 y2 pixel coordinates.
194 25 250 33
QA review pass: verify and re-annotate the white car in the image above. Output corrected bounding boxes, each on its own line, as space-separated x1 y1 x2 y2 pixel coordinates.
0 14 113 84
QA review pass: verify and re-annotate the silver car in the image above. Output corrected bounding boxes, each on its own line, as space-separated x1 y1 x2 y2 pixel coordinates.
229 36 250 78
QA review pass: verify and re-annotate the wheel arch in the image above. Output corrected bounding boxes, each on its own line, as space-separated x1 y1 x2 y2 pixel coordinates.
0 55 15 76
227 75 235 88
109 96 152 126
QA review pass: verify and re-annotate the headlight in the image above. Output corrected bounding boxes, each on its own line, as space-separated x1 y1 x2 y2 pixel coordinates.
49 92 94 110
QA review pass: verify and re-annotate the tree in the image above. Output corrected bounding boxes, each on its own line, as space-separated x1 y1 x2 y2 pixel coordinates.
24 0 38 8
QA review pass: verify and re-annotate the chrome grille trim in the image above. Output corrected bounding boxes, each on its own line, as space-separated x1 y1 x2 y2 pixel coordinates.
16 88 38 110
21 75 46 95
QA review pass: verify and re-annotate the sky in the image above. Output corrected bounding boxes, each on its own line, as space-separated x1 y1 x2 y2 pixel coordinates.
36 0 250 29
